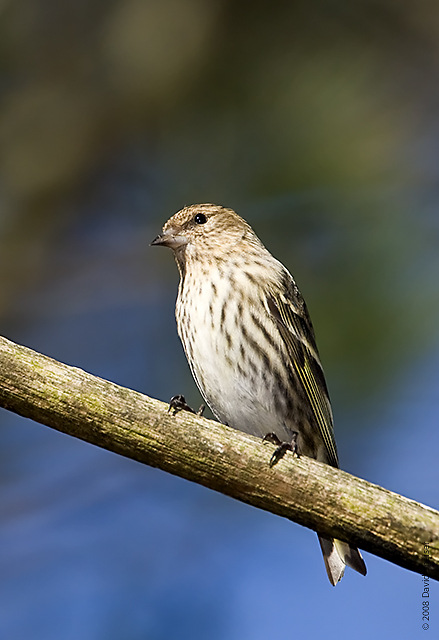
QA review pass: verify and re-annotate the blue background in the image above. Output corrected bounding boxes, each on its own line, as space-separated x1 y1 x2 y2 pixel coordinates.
0 2 438 638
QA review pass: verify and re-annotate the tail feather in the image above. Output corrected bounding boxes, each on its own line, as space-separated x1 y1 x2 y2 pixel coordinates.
318 535 367 586
334 538 367 576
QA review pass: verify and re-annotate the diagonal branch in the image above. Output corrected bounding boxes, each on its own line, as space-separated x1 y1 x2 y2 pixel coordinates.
0 334 438 580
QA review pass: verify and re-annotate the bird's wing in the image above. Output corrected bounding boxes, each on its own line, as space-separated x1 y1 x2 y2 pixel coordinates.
267 277 339 468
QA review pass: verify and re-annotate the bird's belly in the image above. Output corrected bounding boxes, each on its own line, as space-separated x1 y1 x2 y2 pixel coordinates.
177 275 295 442
189 340 293 442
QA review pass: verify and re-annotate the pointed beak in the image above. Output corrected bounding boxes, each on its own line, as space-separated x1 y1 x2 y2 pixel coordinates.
150 234 167 247
150 228 188 249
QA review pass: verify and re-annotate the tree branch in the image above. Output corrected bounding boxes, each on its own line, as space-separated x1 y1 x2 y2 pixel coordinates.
0 334 437 580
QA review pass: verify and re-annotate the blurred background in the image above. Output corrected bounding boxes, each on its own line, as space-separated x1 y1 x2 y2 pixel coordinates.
0 1 438 638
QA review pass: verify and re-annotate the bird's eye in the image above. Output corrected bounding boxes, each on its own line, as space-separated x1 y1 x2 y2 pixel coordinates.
194 213 207 224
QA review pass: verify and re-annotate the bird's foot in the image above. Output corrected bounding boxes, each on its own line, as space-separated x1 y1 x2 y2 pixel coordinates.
263 431 299 467
168 395 205 416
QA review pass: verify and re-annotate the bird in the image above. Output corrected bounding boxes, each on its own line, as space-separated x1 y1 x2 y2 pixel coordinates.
151 203 367 585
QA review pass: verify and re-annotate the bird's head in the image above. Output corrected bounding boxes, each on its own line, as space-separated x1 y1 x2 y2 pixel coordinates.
151 204 260 260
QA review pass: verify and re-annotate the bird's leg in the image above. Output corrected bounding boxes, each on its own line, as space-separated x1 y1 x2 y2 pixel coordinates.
263 431 299 467
168 395 205 416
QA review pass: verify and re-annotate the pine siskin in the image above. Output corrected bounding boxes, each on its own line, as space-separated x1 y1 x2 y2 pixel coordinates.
151 203 367 585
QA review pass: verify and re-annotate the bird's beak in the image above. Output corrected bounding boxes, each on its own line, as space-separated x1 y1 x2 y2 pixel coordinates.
150 228 188 249
150 233 167 247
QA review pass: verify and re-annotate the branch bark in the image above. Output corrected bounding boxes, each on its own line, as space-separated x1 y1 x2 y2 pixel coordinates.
0 334 438 580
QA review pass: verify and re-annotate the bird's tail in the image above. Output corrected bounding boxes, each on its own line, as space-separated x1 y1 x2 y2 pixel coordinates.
318 535 367 586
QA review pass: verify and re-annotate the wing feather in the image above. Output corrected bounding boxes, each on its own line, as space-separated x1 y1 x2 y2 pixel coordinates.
267 276 339 468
